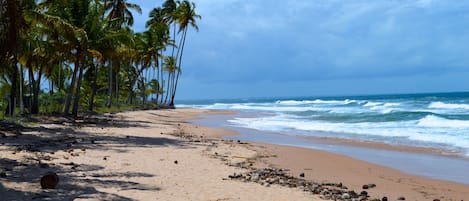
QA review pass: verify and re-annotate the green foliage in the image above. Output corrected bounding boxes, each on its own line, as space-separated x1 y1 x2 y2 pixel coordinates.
0 0 200 118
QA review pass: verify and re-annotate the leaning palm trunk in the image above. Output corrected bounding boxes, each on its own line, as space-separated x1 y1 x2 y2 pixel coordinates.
164 71 173 105
170 27 188 106
63 50 81 115
159 50 165 104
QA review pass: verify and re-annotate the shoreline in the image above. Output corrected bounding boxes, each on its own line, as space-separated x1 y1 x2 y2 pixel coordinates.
192 110 469 159
0 108 468 200
186 109 469 200
190 110 469 182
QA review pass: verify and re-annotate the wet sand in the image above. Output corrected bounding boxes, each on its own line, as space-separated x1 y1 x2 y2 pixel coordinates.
190 110 469 200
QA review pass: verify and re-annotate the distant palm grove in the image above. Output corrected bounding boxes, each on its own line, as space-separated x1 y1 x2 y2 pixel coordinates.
0 0 200 117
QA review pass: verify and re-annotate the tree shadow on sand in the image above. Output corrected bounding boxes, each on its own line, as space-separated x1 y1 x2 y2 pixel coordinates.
0 113 184 200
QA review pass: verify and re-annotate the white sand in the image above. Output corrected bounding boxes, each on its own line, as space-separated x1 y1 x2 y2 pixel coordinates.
0 109 319 201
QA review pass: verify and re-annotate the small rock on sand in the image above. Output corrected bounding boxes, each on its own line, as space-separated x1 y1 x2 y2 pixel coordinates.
341 193 350 199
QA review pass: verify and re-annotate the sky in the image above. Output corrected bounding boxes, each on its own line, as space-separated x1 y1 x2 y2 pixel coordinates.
130 0 469 100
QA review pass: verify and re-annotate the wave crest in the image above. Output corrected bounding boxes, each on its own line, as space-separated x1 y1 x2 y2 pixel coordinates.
429 102 469 110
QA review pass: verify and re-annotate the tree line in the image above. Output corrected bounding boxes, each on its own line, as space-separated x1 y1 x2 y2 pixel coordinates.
0 0 200 117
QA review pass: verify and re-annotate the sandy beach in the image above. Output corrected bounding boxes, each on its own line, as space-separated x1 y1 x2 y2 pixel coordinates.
1 108 468 200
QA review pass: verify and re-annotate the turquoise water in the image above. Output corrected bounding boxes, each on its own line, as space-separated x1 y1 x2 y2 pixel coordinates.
178 92 469 156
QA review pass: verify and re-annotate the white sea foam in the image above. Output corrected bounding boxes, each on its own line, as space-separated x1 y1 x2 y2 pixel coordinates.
228 114 469 151
276 99 357 105
428 102 469 110
184 96 469 152
363 101 381 107
362 102 401 113
417 115 469 128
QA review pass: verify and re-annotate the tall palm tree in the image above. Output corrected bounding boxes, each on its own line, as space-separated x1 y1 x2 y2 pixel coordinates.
3 0 33 116
103 0 141 108
170 0 200 106
146 8 173 105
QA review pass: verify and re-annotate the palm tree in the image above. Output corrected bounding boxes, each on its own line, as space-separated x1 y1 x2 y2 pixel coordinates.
105 0 142 29
3 0 33 116
170 0 200 106
163 56 177 104
147 7 174 105
103 0 141 108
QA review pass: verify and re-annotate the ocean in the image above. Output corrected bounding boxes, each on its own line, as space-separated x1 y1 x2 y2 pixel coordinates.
178 92 469 157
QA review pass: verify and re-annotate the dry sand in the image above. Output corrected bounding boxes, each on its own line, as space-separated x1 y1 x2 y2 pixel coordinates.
1 108 468 200
0 109 316 201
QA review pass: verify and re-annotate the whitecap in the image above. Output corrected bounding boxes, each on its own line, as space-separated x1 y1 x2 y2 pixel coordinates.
417 115 469 128
428 102 469 110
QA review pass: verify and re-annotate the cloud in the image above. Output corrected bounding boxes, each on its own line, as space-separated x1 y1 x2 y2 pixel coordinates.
131 0 469 99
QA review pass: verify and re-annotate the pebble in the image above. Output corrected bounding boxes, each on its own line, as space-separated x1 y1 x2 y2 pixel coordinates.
398 196 406 200
227 168 376 200
342 193 351 199
362 184 369 189
360 191 368 196
382 196 388 201
299 172 305 177
174 160 178 164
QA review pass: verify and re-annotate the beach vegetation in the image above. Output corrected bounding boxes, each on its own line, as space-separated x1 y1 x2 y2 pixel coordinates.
0 0 200 118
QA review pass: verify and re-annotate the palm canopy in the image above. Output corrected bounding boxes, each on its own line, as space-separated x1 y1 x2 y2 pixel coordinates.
146 7 165 29
162 0 178 24
175 0 201 33
104 0 142 28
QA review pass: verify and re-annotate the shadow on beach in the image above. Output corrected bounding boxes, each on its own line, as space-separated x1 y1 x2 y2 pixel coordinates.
0 114 182 200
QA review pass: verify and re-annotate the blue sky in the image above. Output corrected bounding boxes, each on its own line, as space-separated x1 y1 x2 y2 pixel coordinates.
130 0 469 100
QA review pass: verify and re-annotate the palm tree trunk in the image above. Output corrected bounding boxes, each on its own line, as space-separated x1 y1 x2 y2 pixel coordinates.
72 59 85 117
32 66 43 114
19 65 25 115
170 28 188 106
159 51 165 104
63 50 80 115
155 58 160 104
58 61 61 92
106 60 113 108
6 0 18 116
28 63 34 112
50 80 54 95
7 65 17 116
115 65 119 108
164 71 172 105
88 61 99 112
